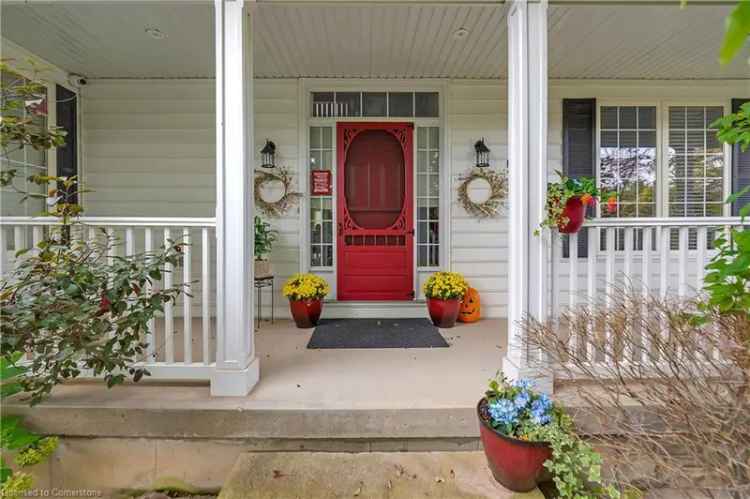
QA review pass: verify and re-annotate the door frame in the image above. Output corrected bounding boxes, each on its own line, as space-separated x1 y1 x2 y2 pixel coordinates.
336 121 414 301
298 79 451 301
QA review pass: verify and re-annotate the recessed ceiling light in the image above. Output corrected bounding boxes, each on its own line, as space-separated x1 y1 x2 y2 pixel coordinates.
453 28 469 40
145 27 166 40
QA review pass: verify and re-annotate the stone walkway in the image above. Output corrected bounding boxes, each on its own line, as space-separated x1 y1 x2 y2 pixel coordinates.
219 451 542 499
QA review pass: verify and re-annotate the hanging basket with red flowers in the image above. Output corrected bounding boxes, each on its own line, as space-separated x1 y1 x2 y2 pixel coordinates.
539 171 616 234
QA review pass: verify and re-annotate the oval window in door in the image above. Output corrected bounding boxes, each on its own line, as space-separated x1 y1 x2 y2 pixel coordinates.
344 130 405 229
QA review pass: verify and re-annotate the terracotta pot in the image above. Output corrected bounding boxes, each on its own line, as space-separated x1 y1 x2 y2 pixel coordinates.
289 298 322 329
426 297 461 328
558 195 585 234
477 399 552 492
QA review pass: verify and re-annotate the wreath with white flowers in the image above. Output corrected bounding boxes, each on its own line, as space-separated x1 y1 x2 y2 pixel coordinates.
254 167 302 218
457 168 508 219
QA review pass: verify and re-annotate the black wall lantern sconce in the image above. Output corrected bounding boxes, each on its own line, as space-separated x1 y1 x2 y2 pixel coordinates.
474 138 490 168
260 140 276 168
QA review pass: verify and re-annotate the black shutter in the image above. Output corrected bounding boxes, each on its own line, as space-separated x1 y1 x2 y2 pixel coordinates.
732 98 750 216
56 85 78 203
562 98 596 257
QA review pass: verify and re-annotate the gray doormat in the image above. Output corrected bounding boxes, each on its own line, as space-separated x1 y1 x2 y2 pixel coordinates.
307 318 449 349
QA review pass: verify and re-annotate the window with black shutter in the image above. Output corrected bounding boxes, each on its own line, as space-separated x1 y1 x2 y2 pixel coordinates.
56 84 78 204
562 98 596 258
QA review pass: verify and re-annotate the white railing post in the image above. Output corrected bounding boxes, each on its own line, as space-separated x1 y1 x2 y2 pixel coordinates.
505 0 552 393
211 0 259 396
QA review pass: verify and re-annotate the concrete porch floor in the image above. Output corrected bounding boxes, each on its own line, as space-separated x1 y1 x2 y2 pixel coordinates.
17 318 507 412
7 319 508 443
4 319 508 494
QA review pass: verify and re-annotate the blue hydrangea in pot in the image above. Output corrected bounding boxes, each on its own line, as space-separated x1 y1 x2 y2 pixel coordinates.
477 374 618 497
477 376 553 492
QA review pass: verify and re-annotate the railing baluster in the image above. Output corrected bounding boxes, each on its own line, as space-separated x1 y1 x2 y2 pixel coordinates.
659 226 670 361
659 226 669 299
623 227 634 362
678 227 689 299
0 227 5 277
14 226 24 255
623 228 633 283
144 228 155 362
164 228 174 363
32 226 43 253
551 232 560 327
586 227 597 363
202 228 211 365
105 227 115 266
182 228 192 364
642 228 652 297
605 227 615 362
696 227 707 293
568 232 578 353
125 227 135 257
640 228 652 361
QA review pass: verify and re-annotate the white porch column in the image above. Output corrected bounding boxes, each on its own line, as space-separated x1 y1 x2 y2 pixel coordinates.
505 0 552 393
211 0 259 396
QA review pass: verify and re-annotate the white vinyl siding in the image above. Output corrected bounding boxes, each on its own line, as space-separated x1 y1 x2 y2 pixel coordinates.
447 81 507 318
77 78 747 320
82 79 301 318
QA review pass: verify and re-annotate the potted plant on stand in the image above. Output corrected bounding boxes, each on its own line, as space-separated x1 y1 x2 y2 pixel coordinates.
540 171 615 234
254 216 277 278
282 273 330 328
478 373 619 497
422 271 468 328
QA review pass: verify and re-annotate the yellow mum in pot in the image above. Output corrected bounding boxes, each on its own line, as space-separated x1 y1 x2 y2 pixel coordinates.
423 271 469 329
282 273 330 301
283 273 329 328
423 271 468 300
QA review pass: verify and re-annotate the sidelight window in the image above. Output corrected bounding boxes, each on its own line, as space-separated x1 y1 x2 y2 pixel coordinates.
416 127 440 267
309 126 334 268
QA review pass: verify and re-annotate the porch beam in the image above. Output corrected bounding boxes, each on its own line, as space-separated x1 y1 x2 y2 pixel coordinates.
212 0 259 396
505 0 552 393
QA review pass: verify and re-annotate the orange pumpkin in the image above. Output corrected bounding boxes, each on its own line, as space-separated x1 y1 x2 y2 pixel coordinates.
458 287 481 323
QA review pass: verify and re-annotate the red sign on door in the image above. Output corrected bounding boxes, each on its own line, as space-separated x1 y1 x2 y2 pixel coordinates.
311 170 332 196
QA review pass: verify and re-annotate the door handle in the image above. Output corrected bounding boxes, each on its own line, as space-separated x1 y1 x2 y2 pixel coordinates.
338 222 343 236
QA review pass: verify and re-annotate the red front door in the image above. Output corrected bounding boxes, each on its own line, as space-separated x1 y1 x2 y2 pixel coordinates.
337 122 414 301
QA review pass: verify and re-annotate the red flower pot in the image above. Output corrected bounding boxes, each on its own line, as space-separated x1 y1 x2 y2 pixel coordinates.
289 298 322 329
558 196 585 234
477 399 552 492
426 297 461 328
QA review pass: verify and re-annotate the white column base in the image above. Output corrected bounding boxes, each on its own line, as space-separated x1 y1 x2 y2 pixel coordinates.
502 355 553 395
210 356 260 396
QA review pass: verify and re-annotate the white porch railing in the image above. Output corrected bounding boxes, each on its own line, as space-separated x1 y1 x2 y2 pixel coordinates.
0 217 217 380
550 216 749 369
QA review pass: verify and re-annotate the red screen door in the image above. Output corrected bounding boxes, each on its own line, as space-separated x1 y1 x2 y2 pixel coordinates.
337 122 414 301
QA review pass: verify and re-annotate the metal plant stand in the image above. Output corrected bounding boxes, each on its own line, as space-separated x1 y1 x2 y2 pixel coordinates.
254 275 274 329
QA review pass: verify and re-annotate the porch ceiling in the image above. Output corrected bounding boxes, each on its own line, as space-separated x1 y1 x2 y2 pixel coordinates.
1 2 747 80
